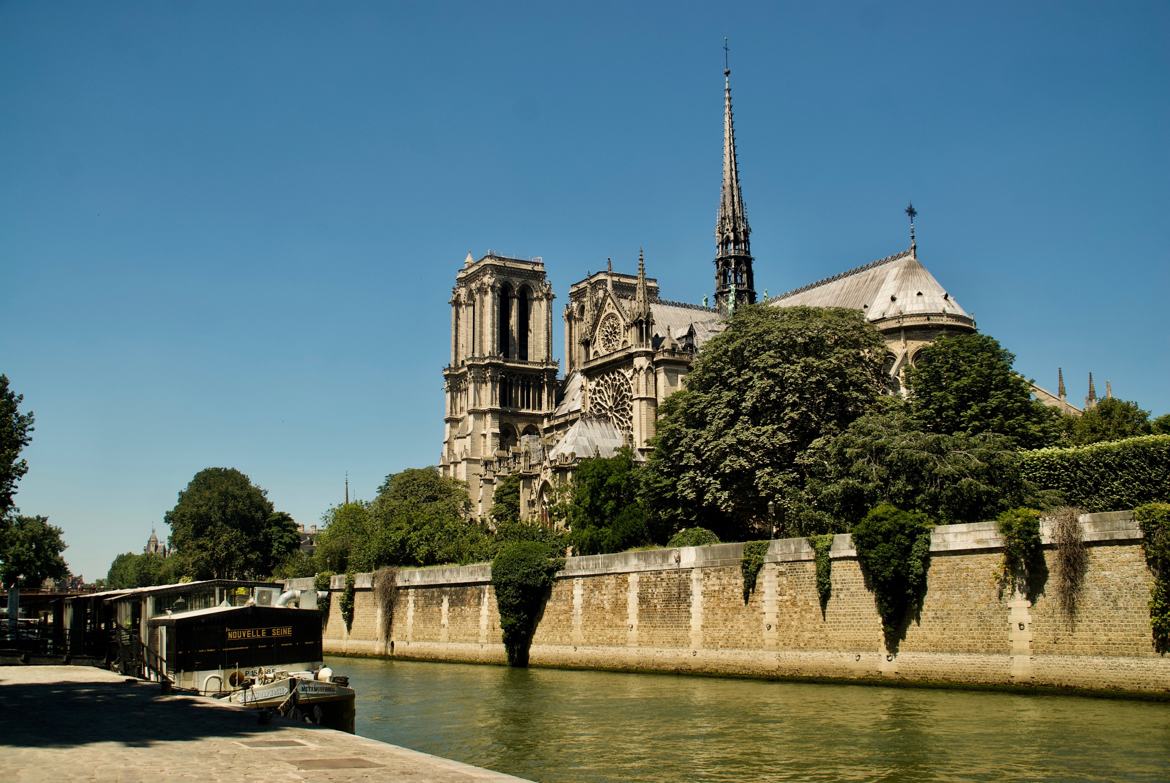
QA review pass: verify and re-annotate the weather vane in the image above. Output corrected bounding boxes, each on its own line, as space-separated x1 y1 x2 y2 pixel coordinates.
723 37 730 76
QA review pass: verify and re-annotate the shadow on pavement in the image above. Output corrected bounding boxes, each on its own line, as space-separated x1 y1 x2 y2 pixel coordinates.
0 672 287 749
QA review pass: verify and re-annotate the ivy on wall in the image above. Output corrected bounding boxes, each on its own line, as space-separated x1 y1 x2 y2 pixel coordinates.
491 541 563 667
373 567 398 648
1050 507 1087 623
1135 502 1170 654
851 504 934 653
339 572 356 632
996 508 1047 602
808 534 833 614
740 541 769 603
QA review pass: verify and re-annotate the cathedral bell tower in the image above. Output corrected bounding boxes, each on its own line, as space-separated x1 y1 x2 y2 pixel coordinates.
713 47 755 314
440 253 558 518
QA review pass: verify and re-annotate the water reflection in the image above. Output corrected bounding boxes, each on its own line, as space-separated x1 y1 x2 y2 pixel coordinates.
329 656 1170 783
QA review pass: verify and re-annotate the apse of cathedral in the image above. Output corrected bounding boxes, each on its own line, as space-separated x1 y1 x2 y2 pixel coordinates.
440 61 977 522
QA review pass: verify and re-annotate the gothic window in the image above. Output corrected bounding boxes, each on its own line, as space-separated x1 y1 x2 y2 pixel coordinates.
598 313 623 354
498 282 513 358
517 285 531 360
589 370 633 435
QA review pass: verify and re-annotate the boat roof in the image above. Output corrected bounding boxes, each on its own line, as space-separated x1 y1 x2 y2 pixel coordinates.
149 603 315 626
71 580 283 603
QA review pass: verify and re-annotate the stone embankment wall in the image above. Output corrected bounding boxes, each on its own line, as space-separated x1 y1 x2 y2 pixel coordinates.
291 511 1170 697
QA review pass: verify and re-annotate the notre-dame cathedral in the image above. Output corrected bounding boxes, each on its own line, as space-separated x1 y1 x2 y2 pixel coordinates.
440 63 993 523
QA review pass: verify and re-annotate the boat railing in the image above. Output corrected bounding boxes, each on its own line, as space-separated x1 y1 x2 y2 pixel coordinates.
114 629 171 685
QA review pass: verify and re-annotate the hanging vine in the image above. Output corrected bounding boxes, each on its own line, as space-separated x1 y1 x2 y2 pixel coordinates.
1051 507 1087 623
1135 503 1170 654
339 572 356 632
741 541 769 604
809 534 834 615
373 567 399 648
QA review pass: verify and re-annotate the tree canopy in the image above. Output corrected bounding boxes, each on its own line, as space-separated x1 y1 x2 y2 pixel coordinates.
308 468 490 572
562 448 654 555
1 374 35 522
165 467 298 579
906 333 1060 448
644 305 886 540
800 398 1026 528
490 473 522 526
106 551 177 589
0 515 68 587
1068 398 1152 445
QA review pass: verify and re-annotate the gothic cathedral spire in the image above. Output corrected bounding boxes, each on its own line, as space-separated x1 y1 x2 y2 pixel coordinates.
714 40 755 314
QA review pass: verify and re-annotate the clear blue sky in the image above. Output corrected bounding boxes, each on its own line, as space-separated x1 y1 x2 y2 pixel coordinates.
2 2 1167 581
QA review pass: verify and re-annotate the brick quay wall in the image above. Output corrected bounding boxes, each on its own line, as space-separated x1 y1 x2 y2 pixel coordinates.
292 511 1170 697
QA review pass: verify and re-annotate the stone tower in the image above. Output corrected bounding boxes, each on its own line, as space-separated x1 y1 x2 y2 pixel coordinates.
440 253 558 517
713 58 755 314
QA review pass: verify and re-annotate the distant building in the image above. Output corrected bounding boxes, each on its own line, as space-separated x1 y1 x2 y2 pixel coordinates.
297 523 319 555
145 529 169 558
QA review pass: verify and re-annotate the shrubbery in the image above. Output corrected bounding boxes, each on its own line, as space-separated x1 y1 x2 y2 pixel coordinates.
667 527 721 548
851 504 934 652
491 541 563 667
996 507 1045 600
1019 435 1170 512
809 534 834 613
1135 502 1170 654
740 541 769 603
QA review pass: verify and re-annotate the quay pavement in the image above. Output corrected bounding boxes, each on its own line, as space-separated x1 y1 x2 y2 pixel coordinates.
0 665 532 783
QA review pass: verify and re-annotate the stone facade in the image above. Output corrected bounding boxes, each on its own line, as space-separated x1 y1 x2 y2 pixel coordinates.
304 511 1170 697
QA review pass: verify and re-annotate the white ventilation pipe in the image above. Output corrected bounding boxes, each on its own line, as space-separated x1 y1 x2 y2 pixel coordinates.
275 590 301 607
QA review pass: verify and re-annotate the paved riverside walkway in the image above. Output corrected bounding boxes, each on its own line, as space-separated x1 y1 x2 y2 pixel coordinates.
0 665 532 783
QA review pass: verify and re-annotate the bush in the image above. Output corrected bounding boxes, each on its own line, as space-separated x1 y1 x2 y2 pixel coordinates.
809 534 834 614
996 508 1046 601
850 504 934 652
339 572 356 632
1019 435 1170 512
314 570 335 593
740 541 769 603
1135 502 1170 654
491 541 563 667
667 527 721 548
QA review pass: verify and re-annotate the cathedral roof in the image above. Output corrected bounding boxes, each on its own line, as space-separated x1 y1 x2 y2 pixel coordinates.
650 301 723 348
552 371 585 419
767 250 973 326
547 415 626 461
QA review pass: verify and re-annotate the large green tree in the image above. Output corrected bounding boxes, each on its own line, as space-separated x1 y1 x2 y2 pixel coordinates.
1 374 35 522
313 501 376 573
0 515 68 587
367 468 490 567
1068 398 1152 445
106 551 177 588
563 448 653 555
165 467 298 579
490 473 522 526
800 398 1026 528
905 333 1060 448
645 305 886 540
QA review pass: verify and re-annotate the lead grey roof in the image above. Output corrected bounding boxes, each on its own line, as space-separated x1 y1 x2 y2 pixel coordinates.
650 301 723 348
553 371 585 418
547 415 626 461
768 250 972 324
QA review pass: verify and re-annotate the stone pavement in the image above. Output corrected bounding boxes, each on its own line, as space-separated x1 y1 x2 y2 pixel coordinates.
0 666 532 783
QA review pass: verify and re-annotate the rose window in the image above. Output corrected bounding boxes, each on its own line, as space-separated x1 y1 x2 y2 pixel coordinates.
590 370 633 435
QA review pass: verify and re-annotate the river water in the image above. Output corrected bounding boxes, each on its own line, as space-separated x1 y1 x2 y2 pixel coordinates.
327 656 1170 782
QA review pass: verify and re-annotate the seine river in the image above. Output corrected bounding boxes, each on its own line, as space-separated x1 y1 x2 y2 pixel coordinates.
327 656 1170 782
